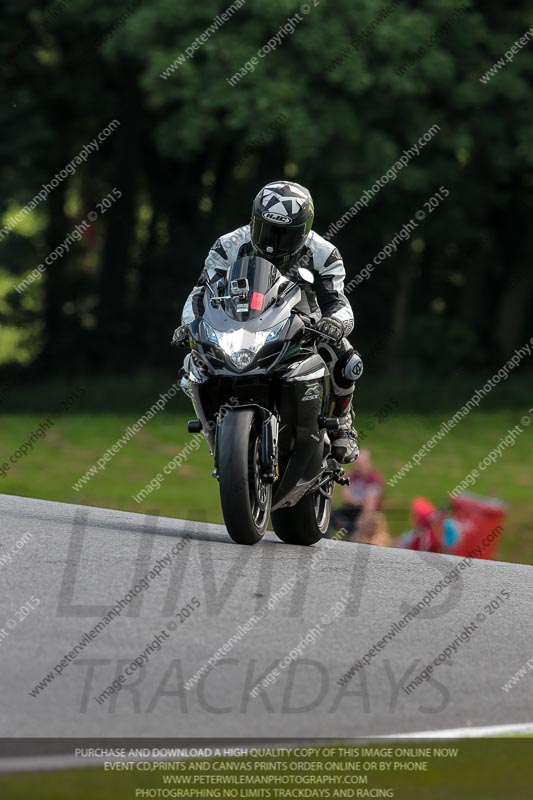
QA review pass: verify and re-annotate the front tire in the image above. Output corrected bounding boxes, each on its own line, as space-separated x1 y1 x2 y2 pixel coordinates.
271 486 331 546
218 409 272 545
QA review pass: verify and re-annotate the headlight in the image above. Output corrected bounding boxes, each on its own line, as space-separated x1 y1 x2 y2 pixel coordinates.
229 349 256 370
265 321 286 343
202 321 220 344
204 322 287 371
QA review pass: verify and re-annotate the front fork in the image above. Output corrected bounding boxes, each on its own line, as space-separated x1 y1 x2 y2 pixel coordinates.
213 404 279 483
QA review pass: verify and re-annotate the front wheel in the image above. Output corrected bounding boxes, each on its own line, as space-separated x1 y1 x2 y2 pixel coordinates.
271 485 332 546
218 409 272 545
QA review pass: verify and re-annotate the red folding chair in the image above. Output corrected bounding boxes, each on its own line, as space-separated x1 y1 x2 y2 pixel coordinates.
396 493 506 559
444 493 506 559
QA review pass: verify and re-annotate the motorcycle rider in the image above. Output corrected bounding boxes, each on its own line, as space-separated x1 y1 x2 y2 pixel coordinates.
176 180 361 463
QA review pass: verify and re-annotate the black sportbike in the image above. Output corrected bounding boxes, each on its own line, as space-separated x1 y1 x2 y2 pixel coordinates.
177 255 355 546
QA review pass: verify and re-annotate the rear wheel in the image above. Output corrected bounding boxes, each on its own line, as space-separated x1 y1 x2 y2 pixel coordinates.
271 482 332 546
218 409 272 545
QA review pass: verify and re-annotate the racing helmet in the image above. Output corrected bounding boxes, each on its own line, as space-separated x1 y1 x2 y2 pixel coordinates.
250 180 314 268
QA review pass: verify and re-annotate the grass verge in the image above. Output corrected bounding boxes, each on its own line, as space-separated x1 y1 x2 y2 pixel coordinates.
0 406 531 564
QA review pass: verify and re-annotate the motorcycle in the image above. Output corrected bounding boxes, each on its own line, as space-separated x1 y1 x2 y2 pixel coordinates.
176 255 357 546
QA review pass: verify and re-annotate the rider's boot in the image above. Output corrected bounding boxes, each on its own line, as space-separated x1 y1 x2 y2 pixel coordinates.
330 394 359 464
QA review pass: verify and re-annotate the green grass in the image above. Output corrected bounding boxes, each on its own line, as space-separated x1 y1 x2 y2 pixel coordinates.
0 406 531 564
1 741 532 799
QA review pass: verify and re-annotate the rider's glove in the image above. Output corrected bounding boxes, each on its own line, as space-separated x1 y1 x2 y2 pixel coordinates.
315 316 345 344
171 324 190 348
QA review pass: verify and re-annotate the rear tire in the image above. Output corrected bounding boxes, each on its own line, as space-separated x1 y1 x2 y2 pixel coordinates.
218 409 272 545
271 487 331 546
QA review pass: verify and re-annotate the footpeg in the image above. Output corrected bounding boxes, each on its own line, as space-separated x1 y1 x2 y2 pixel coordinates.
319 416 340 432
187 420 202 433
333 467 350 486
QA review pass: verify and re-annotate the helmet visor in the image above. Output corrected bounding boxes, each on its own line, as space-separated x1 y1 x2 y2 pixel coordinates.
251 217 308 258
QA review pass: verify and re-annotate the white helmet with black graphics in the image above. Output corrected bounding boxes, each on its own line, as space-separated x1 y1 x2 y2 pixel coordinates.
250 180 314 268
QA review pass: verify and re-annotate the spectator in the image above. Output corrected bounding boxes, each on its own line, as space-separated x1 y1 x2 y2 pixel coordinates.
395 497 441 552
329 448 385 536
349 511 393 546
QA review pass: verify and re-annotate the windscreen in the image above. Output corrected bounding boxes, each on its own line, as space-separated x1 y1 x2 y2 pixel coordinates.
223 256 281 321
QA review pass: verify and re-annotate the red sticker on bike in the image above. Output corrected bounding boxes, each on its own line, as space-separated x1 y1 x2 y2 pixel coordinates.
250 291 265 311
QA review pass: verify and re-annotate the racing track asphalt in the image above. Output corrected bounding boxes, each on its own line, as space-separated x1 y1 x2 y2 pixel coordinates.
1 493 532 742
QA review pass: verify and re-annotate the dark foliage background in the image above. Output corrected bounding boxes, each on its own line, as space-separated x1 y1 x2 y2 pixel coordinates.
1 0 532 380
